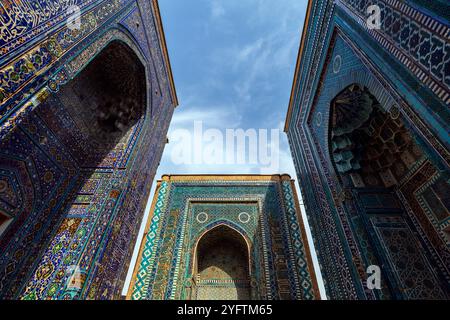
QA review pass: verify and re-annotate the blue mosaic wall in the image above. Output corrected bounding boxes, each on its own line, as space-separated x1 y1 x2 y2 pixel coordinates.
129 175 319 300
0 0 177 299
285 0 449 299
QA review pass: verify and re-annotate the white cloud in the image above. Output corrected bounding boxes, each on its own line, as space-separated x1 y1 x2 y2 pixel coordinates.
205 0 305 106
170 105 242 129
210 0 225 18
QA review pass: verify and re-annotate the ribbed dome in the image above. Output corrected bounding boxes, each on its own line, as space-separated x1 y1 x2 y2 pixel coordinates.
330 85 374 174
331 84 374 138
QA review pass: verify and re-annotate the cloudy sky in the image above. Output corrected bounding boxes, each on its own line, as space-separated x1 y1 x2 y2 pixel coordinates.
123 0 326 298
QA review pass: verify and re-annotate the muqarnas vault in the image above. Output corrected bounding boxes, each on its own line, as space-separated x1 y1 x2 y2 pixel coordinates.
285 0 450 299
128 175 319 300
0 1 177 299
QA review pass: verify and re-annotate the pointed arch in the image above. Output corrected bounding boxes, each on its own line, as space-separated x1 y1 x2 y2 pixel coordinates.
191 223 252 300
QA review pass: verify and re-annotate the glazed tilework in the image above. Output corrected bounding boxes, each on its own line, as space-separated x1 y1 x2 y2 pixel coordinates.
0 0 177 299
371 217 446 299
129 175 319 300
285 0 449 299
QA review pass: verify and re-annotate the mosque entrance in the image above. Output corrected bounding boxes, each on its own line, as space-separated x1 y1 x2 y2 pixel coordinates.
0 40 147 298
193 225 251 300
329 84 448 299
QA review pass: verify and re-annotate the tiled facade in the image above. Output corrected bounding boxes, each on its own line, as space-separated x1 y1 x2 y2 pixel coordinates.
128 175 319 300
0 0 177 299
285 0 449 299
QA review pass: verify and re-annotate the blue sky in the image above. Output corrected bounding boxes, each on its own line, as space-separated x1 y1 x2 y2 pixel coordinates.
123 0 326 298
158 0 309 175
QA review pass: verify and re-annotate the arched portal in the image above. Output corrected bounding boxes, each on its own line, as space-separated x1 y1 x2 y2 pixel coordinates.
328 84 449 299
42 40 147 167
0 39 147 299
193 225 251 300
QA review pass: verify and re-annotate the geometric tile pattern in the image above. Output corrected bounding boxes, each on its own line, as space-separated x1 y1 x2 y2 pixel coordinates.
0 0 177 300
285 0 450 299
128 175 320 300
131 181 169 300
